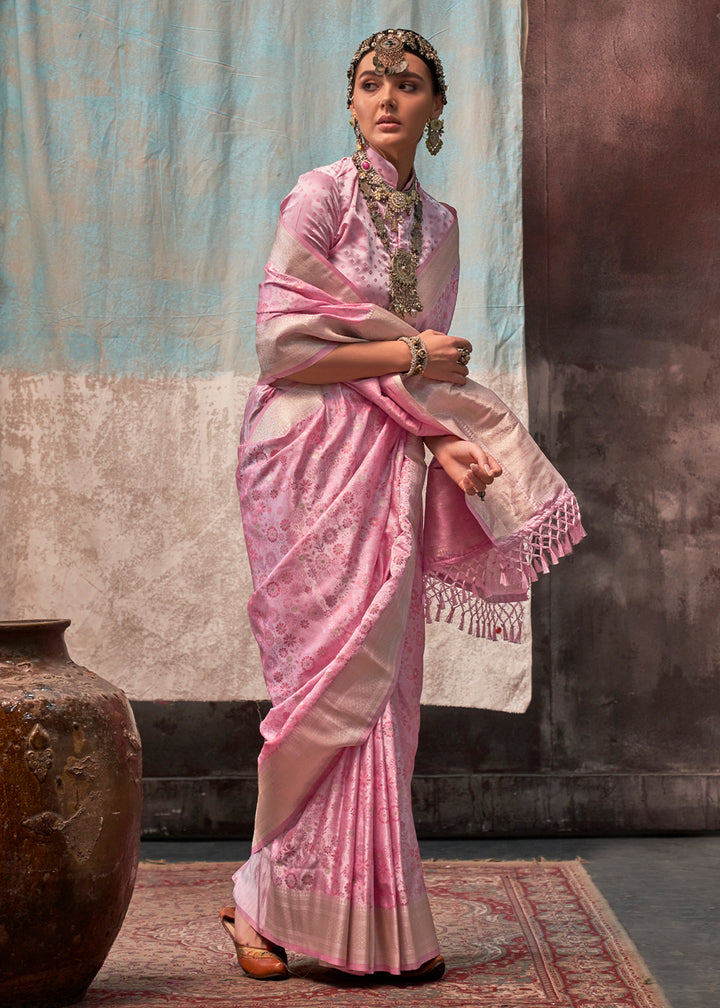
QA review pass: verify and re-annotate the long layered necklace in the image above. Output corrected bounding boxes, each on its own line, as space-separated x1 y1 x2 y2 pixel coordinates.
352 151 423 317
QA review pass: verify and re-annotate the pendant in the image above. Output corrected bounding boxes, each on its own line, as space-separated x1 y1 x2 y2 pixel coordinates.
389 249 423 316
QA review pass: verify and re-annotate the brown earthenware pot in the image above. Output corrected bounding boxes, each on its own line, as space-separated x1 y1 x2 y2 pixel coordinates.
0 620 142 1008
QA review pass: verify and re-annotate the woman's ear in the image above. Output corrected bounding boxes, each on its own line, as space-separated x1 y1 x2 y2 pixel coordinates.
431 96 444 120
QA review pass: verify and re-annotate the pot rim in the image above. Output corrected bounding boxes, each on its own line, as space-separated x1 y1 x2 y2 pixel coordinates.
0 619 72 631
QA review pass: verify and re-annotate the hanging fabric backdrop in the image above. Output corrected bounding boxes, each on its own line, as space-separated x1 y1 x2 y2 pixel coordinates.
1 1 529 709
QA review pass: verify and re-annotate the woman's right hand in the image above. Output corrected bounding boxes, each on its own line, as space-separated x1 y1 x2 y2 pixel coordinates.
418 330 472 385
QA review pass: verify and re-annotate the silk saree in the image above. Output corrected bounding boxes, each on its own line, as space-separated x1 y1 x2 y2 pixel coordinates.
232 151 584 973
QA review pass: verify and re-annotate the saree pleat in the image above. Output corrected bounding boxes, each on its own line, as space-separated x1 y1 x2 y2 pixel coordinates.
232 587 438 973
234 383 438 972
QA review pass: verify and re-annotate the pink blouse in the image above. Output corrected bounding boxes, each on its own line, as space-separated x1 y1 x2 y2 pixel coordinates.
277 147 460 334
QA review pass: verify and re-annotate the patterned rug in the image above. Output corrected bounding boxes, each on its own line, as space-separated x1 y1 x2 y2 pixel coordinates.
85 860 672 1007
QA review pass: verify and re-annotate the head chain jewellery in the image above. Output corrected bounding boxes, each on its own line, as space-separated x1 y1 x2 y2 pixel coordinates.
346 29 448 107
347 28 446 157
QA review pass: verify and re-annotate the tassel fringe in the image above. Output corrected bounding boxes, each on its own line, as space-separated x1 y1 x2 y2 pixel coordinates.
424 490 585 643
423 576 526 642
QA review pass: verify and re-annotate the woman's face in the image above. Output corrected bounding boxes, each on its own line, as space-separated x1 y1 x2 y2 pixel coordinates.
350 51 443 165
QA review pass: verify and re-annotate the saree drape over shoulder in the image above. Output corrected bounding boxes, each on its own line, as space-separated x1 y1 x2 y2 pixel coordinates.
232 149 584 974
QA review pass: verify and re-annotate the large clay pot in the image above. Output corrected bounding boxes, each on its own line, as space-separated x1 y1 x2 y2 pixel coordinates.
0 620 142 1008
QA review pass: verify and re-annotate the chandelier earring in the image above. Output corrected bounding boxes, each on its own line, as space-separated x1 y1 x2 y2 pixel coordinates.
350 114 366 152
425 117 444 156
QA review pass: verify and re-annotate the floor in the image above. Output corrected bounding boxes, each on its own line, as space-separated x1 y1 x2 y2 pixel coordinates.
140 834 720 1008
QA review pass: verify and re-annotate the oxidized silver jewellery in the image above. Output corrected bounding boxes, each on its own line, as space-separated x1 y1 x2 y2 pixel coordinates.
350 114 365 152
352 151 424 317
347 29 448 108
425 117 444 156
398 334 428 375
372 31 408 75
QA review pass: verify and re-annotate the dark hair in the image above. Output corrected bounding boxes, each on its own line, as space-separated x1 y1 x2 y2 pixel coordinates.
346 29 447 107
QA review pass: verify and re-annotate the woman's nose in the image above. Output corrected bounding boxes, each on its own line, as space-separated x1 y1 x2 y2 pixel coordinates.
380 88 396 108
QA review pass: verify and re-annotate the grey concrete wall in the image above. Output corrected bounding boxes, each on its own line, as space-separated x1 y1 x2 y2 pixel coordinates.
137 0 720 839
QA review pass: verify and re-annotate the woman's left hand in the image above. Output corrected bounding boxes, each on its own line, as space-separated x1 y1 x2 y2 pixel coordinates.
425 436 502 496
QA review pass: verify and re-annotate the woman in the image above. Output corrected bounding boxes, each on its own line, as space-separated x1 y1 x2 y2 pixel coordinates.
220 28 583 983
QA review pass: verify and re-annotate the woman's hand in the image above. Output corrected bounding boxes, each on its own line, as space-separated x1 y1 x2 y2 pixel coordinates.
418 330 472 385
425 435 502 496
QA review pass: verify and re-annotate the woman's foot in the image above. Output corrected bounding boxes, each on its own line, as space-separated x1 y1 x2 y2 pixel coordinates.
392 954 446 984
231 913 272 951
219 906 289 981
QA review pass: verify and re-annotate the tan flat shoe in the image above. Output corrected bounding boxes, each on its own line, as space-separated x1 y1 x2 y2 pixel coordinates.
392 954 446 984
219 906 289 981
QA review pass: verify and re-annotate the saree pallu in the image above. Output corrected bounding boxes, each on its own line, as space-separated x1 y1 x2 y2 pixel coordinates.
256 215 585 639
233 382 440 972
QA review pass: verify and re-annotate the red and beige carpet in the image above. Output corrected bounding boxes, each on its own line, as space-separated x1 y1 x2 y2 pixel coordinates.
85 860 672 1007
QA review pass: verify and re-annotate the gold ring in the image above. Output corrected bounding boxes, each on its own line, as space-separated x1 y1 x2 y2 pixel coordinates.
457 347 471 366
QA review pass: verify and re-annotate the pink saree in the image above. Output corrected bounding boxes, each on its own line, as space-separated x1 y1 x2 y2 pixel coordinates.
232 151 584 973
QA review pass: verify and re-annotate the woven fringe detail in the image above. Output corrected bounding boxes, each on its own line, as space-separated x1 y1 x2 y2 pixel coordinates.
423 574 525 642
424 490 585 642
510 490 585 585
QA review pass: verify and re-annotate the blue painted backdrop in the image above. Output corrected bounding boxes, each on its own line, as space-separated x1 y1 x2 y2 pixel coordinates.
0 1 529 706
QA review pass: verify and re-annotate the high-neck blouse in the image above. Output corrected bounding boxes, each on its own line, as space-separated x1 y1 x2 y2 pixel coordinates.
277 146 459 334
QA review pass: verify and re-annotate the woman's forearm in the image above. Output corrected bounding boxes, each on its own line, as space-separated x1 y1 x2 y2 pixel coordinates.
424 433 460 456
290 340 412 384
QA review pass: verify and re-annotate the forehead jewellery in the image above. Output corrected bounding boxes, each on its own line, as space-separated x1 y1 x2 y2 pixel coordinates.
346 28 448 107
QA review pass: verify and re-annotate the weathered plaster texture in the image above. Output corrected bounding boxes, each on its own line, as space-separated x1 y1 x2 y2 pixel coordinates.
523 1 720 778
0 368 531 708
1 373 260 700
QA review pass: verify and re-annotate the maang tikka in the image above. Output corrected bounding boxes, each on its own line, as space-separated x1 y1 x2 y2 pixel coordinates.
346 29 448 107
